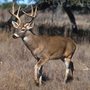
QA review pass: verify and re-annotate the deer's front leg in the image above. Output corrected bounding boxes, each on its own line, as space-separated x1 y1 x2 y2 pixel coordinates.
34 64 42 86
34 64 39 85
34 57 49 86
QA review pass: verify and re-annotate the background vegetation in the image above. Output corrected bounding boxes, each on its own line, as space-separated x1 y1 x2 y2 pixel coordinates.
0 0 90 90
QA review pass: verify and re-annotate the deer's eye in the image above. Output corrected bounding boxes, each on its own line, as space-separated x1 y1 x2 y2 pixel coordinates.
22 27 26 30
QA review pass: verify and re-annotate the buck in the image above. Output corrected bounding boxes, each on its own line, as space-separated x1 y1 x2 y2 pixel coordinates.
10 4 76 86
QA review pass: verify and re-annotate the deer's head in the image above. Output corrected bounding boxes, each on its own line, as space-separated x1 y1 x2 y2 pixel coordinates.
10 3 37 39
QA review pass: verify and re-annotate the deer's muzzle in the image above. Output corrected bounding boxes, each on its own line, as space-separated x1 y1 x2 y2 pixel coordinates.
12 33 19 39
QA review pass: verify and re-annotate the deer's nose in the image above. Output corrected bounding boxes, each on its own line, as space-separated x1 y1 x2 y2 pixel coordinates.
12 33 19 39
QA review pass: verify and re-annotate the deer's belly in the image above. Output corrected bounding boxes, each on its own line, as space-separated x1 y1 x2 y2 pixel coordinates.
49 50 64 60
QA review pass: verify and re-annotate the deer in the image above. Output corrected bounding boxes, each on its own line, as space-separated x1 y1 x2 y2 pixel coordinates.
9 3 76 86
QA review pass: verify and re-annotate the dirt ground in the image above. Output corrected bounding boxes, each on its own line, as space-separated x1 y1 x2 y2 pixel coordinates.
0 32 90 90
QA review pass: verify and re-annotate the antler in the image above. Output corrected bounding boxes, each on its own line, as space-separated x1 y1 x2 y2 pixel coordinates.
22 5 37 23
9 3 21 26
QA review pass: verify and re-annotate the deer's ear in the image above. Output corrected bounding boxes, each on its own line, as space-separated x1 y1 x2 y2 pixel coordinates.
12 21 19 28
24 22 34 30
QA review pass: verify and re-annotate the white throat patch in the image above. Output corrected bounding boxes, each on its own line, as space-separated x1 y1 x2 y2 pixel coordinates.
23 37 29 41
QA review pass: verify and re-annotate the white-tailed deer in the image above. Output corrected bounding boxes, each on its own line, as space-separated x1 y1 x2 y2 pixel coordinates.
10 3 76 86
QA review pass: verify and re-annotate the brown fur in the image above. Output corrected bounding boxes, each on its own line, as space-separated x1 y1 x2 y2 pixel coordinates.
10 4 76 85
23 31 76 61
20 30 76 85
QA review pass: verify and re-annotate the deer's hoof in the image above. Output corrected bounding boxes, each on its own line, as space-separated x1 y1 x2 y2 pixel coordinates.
35 80 39 86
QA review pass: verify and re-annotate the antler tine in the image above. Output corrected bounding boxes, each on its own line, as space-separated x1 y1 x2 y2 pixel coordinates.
15 5 21 26
30 5 34 17
12 3 15 14
22 5 37 18
10 3 21 26
33 6 37 17
17 6 21 16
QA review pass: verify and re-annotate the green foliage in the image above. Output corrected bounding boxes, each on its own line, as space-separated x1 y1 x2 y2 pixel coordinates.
68 0 90 6
0 2 26 9
1 2 12 9
38 0 59 2
36 0 90 7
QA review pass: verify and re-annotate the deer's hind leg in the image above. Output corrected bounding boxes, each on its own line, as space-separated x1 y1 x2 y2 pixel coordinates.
64 55 74 83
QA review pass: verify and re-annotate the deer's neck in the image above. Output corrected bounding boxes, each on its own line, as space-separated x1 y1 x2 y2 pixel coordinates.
22 30 34 41
22 30 39 51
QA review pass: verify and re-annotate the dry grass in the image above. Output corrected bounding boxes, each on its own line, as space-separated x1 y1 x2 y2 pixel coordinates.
33 11 90 31
0 32 90 90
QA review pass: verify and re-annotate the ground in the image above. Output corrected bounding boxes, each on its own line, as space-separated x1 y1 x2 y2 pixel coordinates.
0 32 90 90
